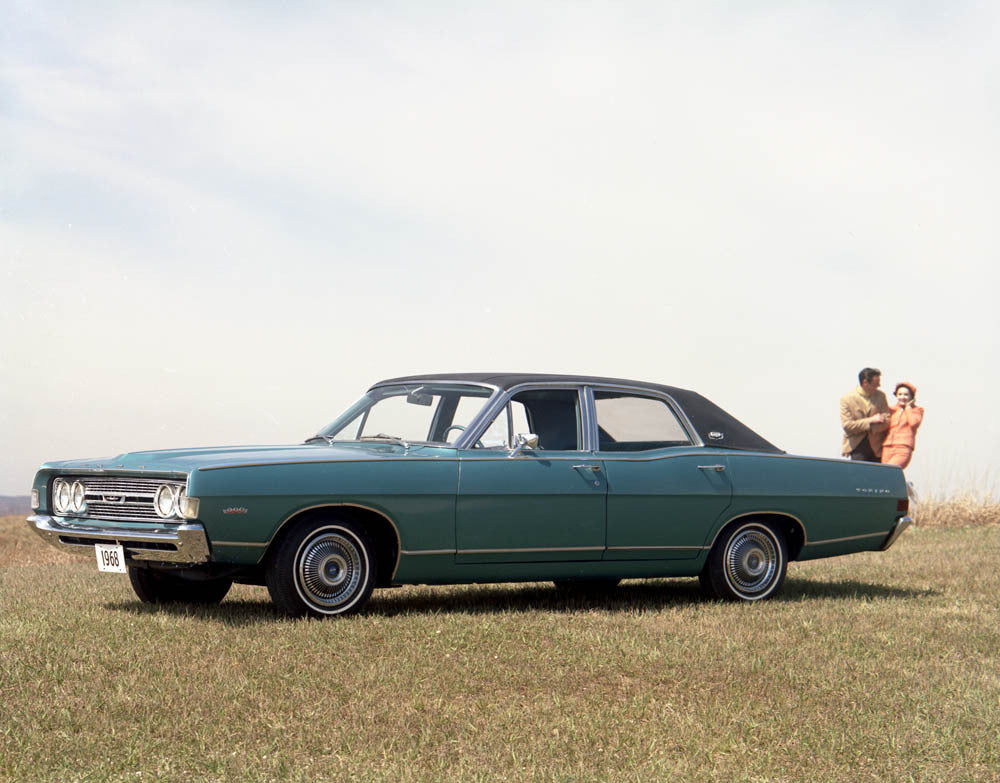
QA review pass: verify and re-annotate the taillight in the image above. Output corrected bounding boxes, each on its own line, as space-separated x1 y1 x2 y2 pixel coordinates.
897 498 909 514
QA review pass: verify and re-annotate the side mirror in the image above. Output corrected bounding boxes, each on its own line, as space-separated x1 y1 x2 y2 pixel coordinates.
508 433 539 458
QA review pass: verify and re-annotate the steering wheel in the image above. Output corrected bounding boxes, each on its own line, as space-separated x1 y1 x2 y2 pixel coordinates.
442 424 465 442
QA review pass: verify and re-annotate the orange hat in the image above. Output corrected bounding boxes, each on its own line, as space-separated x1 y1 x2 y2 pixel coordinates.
894 382 916 400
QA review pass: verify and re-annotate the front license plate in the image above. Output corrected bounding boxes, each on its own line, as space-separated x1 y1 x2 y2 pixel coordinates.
95 543 127 573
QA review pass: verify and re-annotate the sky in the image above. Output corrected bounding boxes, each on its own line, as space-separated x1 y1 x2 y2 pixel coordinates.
1 1 998 497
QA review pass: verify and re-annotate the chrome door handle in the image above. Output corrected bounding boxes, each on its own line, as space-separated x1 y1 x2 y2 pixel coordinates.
697 464 726 472
572 464 601 472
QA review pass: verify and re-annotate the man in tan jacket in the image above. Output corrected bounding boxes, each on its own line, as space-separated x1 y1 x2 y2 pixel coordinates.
840 367 891 461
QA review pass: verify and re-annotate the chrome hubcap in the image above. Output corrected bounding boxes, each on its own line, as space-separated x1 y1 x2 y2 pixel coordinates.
297 531 363 610
724 527 778 596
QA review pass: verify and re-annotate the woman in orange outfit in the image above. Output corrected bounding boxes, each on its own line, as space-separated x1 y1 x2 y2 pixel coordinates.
881 382 924 469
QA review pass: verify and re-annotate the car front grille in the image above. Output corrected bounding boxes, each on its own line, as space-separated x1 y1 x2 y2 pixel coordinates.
60 476 186 523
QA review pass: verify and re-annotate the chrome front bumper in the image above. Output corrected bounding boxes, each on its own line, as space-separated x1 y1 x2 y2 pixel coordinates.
880 515 914 551
27 514 210 564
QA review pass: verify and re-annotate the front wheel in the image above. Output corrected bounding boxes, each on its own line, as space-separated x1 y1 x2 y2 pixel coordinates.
127 567 232 605
700 520 787 602
266 518 376 618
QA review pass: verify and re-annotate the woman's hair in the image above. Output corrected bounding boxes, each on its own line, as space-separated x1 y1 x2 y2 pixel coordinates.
894 382 916 401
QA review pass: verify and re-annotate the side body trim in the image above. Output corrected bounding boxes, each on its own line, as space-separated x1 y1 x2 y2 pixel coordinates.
458 546 605 555
607 545 707 551
199 457 460 472
805 531 887 546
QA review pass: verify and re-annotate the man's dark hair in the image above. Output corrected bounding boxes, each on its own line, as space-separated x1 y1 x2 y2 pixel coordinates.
858 367 881 385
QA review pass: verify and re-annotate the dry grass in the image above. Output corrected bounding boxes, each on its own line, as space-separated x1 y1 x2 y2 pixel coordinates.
0 512 90 567
912 495 1000 529
2 507 998 782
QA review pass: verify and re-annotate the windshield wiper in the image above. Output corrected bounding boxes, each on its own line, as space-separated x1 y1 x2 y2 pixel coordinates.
359 434 410 449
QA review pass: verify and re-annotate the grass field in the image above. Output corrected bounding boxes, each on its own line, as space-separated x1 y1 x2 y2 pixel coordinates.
2 505 999 783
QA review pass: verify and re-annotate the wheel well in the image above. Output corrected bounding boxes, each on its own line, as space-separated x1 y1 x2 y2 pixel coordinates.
265 505 400 587
715 513 805 561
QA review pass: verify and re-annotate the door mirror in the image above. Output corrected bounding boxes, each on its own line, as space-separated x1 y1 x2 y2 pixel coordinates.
508 433 539 458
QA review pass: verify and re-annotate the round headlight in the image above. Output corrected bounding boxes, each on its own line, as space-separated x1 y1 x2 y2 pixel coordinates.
154 485 178 518
71 481 87 513
54 479 72 514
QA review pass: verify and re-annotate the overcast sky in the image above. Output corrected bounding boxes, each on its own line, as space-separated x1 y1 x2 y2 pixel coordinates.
2 1 997 497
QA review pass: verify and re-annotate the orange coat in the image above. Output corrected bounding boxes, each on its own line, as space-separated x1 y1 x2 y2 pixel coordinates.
881 404 924 467
883 404 924 449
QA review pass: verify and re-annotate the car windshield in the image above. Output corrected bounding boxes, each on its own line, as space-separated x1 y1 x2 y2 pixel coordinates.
312 383 497 446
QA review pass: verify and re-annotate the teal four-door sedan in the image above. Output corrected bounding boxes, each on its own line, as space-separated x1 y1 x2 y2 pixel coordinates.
28 373 912 617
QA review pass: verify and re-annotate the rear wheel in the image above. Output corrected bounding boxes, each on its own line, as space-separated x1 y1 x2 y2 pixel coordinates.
266 518 376 618
700 520 787 602
127 566 232 605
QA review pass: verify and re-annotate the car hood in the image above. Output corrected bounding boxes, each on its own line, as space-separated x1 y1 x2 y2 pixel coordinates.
41 442 454 476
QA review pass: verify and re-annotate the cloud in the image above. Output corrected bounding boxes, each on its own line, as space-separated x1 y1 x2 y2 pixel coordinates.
2 1 998 495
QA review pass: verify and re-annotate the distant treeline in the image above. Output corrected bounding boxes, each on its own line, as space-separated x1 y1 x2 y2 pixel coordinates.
0 496 30 516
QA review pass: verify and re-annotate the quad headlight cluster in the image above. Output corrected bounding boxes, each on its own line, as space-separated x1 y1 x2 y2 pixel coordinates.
49 478 199 520
154 484 200 520
51 478 88 514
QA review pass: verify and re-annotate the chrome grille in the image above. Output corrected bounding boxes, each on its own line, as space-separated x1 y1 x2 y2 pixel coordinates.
61 476 185 523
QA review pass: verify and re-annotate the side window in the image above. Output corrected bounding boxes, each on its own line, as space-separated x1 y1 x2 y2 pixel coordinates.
472 389 581 450
510 389 582 451
594 392 690 452
476 400 530 449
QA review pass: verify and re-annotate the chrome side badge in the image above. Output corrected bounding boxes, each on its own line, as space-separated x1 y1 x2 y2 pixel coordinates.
223 507 249 515
708 431 724 440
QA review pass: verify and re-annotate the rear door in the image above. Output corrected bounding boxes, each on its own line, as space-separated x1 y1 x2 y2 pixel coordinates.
592 388 733 560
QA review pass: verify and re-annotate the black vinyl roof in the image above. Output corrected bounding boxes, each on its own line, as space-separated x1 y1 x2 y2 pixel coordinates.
376 373 783 453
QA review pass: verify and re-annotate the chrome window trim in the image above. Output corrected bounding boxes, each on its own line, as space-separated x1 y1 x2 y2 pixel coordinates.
321 379 503 450
586 383 701 451
368 379 501 394
582 385 596 452
578 451 711 463
742 452 905 467
458 382 591 452
366 380 502 451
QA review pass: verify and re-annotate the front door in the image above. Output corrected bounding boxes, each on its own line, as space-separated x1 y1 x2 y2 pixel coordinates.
455 388 606 563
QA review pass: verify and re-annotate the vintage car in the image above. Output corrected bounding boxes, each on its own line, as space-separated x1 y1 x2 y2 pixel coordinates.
28 373 912 617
